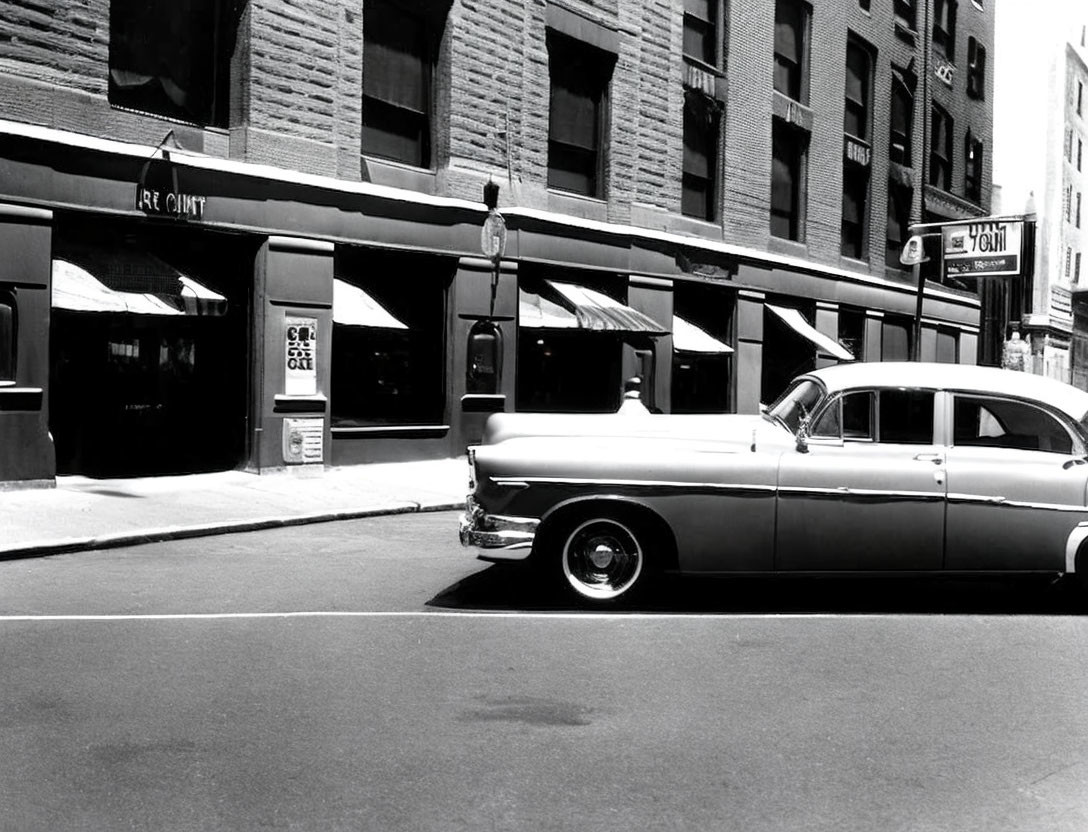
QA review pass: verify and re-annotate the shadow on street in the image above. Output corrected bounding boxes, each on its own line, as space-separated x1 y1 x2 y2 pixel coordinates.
429 562 1087 616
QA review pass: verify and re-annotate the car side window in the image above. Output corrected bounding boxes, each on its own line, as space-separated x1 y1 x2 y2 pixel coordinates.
879 389 934 444
811 396 841 437
953 396 1075 454
843 391 874 439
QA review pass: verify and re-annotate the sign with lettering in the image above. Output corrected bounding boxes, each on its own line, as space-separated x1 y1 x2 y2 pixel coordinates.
135 186 207 220
285 317 318 396
934 57 955 88
844 135 872 168
942 220 1023 278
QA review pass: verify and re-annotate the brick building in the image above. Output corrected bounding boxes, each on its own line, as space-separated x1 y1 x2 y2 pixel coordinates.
0 0 993 484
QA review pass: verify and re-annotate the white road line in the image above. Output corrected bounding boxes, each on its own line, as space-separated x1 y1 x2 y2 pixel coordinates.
0 610 856 622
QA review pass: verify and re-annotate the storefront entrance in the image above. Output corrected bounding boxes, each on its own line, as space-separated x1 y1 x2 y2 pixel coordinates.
50 219 254 477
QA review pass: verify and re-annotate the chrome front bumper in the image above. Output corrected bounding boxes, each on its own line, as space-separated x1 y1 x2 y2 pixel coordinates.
459 497 538 562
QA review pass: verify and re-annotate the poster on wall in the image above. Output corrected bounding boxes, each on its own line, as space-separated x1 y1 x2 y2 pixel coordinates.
285 316 317 396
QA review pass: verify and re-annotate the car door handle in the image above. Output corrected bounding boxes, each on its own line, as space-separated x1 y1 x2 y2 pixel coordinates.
914 453 944 464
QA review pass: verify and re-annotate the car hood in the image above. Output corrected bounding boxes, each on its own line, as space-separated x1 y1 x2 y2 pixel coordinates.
480 411 794 449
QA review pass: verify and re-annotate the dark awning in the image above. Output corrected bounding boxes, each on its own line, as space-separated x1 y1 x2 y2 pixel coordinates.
52 247 227 316
521 280 667 334
767 303 854 361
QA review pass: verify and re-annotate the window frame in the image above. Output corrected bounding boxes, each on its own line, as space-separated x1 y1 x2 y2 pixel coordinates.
890 68 914 167
811 388 935 445
844 38 873 142
682 91 721 221
964 132 984 204
683 0 720 68
893 0 916 30
841 161 870 260
546 30 615 200
929 104 953 191
933 0 957 62
885 181 913 269
966 36 986 99
773 0 811 105
361 0 443 169
771 120 808 242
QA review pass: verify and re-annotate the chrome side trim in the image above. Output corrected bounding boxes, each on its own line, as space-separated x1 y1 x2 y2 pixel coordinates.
488 476 777 494
1065 522 1088 573
777 486 944 502
948 493 1088 513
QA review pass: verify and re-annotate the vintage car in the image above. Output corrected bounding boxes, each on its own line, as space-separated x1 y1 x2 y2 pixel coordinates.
459 362 1088 604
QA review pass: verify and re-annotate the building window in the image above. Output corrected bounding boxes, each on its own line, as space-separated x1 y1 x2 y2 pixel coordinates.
882 315 913 361
844 39 872 141
0 290 14 382
1079 81 1084 116
886 182 913 269
930 105 953 190
331 250 450 427
108 0 240 127
894 0 916 29
1078 192 1082 228
1079 137 1083 171
1067 185 1073 222
774 0 810 104
1076 251 1083 283
362 0 444 168
547 31 615 199
964 132 983 204
682 92 721 221
683 0 719 67
967 37 986 98
890 68 914 167
933 0 957 61
1066 247 1073 279
842 164 869 260
771 121 807 241
859 0 871 11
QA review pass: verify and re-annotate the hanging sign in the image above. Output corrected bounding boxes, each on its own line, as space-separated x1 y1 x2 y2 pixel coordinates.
942 220 1023 278
285 317 317 396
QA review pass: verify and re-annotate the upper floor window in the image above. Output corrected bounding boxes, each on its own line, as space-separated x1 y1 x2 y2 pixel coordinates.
362 0 444 168
682 92 721 221
0 290 14 382
844 39 872 141
1079 137 1084 171
967 37 986 98
547 32 615 198
933 0 957 61
771 121 808 241
683 0 719 67
1079 81 1084 117
774 0 810 104
841 163 869 260
894 0 916 30
964 132 983 203
109 0 240 126
885 181 913 269
930 104 953 191
890 68 914 167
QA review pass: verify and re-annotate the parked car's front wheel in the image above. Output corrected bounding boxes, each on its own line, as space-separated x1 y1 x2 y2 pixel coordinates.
557 514 648 603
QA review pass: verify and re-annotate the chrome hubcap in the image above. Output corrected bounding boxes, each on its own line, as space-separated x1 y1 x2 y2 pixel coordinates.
562 518 643 600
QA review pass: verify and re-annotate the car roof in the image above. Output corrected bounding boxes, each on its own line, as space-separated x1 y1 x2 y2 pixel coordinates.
806 362 1088 420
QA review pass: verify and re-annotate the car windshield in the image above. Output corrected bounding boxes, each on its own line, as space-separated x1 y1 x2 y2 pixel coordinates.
766 379 825 434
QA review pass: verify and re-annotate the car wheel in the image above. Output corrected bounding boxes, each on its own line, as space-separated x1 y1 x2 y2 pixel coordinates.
558 514 648 604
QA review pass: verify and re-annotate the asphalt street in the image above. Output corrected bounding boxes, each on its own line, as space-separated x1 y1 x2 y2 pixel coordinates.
2 511 1087 832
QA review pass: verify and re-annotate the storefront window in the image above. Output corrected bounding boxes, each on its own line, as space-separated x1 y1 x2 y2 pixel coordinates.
332 250 450 427
0 290 15 382
672 283 734 414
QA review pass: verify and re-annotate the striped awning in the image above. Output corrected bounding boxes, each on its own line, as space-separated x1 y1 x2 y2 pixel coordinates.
672 314 734 354
519 280 667 334
333 279 408 329
767 303 854 362
52 251 227 317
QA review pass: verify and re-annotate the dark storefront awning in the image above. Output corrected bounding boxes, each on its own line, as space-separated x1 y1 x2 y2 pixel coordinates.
332 279 407 329
519 280 668 334
672 314 734 354
766 303 854 361
52 248 227 316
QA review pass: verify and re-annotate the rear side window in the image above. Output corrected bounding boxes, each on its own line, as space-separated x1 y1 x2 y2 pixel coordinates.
879 389 934 444
953 396 1074 454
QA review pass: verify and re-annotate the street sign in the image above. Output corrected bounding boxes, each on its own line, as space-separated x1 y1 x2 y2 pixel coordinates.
481 211 506 261
899 235 928 266
942 220 1022 278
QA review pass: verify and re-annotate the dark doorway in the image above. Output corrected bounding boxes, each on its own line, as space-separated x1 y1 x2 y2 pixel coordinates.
50 219 254 477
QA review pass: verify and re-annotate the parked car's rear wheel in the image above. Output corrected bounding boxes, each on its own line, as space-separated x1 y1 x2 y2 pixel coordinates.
559 515 647 603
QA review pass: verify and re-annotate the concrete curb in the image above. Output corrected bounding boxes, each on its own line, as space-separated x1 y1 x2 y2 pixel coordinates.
0 500 466 561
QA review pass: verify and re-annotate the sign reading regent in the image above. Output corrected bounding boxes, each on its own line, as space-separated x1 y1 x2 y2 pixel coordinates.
135 186 207 220
942 220 1023 278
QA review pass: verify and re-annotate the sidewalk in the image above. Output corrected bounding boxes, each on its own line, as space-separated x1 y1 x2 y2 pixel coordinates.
0 458 469 559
